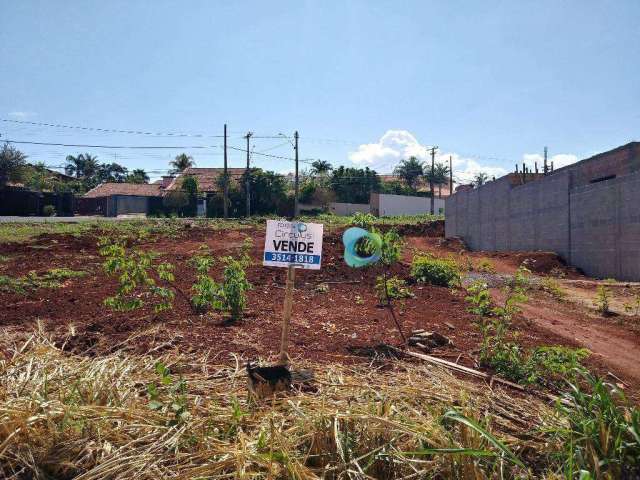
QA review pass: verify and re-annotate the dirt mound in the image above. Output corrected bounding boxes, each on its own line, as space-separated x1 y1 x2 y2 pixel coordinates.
379 220 444 237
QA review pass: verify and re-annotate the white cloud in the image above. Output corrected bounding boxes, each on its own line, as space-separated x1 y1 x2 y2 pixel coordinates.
522 152 578 170
8 111 37 119
348 130 578 185
348 130 507 184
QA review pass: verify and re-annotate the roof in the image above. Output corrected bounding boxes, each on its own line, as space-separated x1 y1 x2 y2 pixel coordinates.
84 183 162 198
166 167 246 193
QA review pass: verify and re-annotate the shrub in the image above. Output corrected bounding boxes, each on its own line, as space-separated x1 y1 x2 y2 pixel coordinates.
99 239 175 313
42 204 56 217
594 279 614 316
475 259 496 274
411 255 460 287
350 212 376 229
540 277 566 300
375 275 413 302
0 268 85 294
624 289 640 316
216 256 252 321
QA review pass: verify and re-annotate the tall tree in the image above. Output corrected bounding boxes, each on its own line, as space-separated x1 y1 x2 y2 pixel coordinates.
126 168 150 184
97 162 128 184
0 143 27 188
393 156 424 191
310 160 333 176
170 153 195 174
330 166 380 204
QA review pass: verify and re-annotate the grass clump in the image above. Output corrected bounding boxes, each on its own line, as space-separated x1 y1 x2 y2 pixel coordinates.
411 255 460 287
0 268 86 294
624 289 640 316
553 374 640 478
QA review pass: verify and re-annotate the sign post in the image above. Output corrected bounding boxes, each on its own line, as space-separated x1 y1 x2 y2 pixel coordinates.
263 220 323 365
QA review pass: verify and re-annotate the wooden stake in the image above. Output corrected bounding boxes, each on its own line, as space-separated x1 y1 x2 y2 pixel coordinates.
278 264 296 365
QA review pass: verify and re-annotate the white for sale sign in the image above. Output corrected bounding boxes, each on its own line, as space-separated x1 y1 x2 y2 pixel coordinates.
263 220 323 270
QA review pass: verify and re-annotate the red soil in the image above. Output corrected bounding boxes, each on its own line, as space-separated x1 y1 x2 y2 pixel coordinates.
0 223 638 398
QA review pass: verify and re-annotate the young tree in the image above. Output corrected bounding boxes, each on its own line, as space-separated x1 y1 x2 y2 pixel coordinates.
126 168 150 184
393 156 424 191
0 143 27 188
170 153 195 174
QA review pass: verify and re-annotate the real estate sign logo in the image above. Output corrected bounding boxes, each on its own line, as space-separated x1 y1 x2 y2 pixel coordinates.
263 220 323 270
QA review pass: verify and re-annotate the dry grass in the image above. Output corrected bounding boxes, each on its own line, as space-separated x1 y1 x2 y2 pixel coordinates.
0 330 563 479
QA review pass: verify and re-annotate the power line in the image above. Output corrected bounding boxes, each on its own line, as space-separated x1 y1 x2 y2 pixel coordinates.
1 138 224 150
1 118 228 138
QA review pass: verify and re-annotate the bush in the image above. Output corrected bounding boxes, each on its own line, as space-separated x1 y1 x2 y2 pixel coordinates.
465 280 493 316
411 255 460 287
350 212 376 229
189 247 217 313
99 239 175 313
594 279 614 316
475 259 496 273
42 205 56 217
375 275 413 302
540 277 566 300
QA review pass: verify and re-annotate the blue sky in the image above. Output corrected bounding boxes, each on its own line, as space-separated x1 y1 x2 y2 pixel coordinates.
1 0 639 182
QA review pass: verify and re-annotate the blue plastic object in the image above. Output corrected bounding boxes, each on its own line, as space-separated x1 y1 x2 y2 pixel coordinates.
342 227 382 268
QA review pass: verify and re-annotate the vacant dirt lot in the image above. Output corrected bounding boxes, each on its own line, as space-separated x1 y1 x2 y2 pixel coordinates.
1 219 639 396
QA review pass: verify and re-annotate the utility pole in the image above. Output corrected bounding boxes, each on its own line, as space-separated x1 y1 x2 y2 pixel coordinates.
449 155 453 195
223 124 228 219
294 131 299 218
429 146 438 214
245 132 252 217
543 146 549 175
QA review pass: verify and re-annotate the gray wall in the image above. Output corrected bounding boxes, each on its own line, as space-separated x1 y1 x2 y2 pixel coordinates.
329 202 371 216
446 169 640 281
372 193 445 217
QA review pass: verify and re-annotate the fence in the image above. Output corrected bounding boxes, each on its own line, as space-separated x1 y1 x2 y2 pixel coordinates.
0 187 75 216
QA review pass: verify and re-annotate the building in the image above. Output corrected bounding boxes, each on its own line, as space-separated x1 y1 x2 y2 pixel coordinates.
79 183 163 216
445 142 640 280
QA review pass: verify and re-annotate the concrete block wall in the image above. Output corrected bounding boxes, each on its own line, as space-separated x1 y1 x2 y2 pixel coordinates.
570 171 640 279
445 143 640 280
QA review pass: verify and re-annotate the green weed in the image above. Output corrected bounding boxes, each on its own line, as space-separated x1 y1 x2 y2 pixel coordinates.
475 259 496 274
0 268 86 294
540 277 566 300
594 279 614 316
375 275 413 302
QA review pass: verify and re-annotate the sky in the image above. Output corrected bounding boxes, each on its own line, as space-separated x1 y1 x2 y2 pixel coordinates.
1 0 639 183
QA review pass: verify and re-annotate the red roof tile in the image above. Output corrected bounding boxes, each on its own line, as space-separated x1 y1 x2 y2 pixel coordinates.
84 183 162 198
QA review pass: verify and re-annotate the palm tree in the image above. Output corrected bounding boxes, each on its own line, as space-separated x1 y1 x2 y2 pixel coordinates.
65 153 98 179
473 172 489 187
170 153 195 174
310 160 333 176
126 168 150 184
433 163 450 197
393 156 424 191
